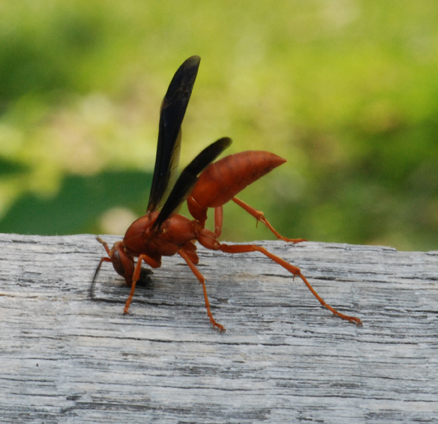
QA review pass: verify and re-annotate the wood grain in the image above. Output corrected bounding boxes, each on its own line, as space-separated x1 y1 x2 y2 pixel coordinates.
0 233 437 423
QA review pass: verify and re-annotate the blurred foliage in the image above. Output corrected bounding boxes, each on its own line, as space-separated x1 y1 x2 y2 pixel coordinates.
0 171 151 235
0 0 438 251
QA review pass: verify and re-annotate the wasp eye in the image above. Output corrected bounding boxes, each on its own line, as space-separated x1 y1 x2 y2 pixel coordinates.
111 250 126 277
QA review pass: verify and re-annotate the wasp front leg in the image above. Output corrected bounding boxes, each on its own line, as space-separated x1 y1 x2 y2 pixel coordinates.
123 254 161 314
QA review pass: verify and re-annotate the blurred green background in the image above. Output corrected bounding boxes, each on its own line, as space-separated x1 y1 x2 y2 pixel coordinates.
1 0 438 251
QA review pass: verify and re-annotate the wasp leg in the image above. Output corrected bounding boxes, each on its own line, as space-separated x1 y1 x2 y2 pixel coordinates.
179 249 225 332
124 254 160 314
231 197 306 243
218 242 362 326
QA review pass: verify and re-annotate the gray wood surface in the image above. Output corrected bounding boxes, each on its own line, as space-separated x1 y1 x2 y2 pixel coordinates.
0 232 437 423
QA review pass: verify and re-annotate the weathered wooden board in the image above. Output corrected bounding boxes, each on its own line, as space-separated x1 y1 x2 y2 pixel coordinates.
0 233 437 423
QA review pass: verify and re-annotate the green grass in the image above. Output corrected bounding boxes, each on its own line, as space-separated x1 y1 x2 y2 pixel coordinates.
1 0 438 251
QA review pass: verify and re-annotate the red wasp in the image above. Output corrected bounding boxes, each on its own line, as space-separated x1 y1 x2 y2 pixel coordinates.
93 56 362 331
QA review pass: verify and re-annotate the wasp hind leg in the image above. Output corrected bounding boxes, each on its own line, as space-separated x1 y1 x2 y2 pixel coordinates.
231 197 306 243
218 242 362 326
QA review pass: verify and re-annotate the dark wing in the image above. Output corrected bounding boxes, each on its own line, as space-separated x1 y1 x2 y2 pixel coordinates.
152 137 232 230
147 55 201 213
